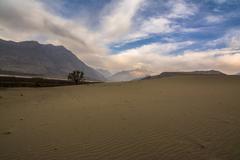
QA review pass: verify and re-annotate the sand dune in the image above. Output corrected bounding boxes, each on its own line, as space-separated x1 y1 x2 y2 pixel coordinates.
1 75 240 160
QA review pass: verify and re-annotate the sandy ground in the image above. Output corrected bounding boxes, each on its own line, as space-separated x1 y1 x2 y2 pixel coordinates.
0 75 240 160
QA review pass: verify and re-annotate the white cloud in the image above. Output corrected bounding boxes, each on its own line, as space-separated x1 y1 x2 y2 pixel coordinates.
140 17 174 34
224 30 240 49
120 17 175 42
100 0 145 43
167 0 198 19
207 29 240 49
205 15 224 23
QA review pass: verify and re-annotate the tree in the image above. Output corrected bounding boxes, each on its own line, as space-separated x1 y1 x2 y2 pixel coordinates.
68 70 84 84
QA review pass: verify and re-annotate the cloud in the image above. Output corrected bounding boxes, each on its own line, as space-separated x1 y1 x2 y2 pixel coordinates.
167 0 198 19
205 15 224 23
139 17 174 34
0 0 239 74
224 29 240 49
107 44 240 74
100 0 145 43
207 29 240 49
0 0 95 47
114 0 199 45
106 41 195 71
0 0 197 47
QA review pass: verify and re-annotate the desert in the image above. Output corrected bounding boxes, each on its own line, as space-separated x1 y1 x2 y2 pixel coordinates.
1 75 240 160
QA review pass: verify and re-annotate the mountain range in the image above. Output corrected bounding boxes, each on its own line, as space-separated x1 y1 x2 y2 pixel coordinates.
0 39 233 82
0 39 105 81
142 70 226 80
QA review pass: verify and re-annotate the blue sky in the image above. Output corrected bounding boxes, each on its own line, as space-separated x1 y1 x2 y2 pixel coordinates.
0 0 240 73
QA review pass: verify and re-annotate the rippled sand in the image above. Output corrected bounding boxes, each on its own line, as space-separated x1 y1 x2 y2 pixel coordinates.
1 76 240 160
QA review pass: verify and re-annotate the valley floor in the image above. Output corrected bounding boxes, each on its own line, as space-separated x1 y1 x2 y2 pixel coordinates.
0 75 240 160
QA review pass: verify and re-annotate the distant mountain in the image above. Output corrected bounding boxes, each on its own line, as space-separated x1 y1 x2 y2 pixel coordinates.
236 73 240 75
143 70 226 80
97 69 112 78
109 68 152 82
0 39 105 81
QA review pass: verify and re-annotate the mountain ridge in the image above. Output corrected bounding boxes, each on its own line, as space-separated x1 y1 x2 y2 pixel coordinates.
142 70 226 80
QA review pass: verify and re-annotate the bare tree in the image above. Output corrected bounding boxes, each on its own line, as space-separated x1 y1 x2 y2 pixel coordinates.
68 70 84 84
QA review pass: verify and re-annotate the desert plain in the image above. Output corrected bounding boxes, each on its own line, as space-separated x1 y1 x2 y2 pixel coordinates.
0 75 240 160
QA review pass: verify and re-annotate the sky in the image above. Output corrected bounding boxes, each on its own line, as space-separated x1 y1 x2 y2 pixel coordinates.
0 0 240 74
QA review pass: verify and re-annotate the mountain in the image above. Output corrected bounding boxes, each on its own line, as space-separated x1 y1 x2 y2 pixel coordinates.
236 73 240 75
143 70 226 80
0 39 105 81
109 68 152 82
97 69 112 78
